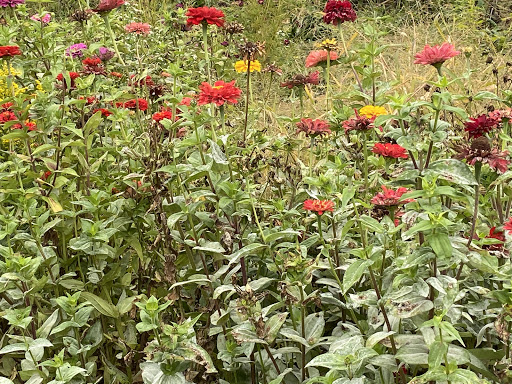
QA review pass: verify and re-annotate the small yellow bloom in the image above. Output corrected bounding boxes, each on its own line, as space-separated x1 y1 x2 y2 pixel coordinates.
359 105 387 119
316 38 337 50
234 60 262 73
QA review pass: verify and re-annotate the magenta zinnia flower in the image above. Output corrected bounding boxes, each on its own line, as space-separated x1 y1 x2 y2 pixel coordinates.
0 0 25 7
323 0 357 25
305 50 339 68
66 43 87 58
414 43 460 74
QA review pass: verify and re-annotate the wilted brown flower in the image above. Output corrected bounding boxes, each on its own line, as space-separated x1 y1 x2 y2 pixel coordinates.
240 40 265 61
70 9 93 22
454 136 510 173
224 21 245 34
262 63 282 76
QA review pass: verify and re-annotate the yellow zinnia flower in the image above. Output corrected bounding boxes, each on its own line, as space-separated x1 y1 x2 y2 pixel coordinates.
359 105 387 119
316 38 337 51
234 60 262 73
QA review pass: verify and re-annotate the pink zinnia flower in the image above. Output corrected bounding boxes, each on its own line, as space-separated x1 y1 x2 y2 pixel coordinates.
414 43 460 74
31 13 51 23
371 186 414 207
305 50 339 68
303 199 335 215
124 22 151 35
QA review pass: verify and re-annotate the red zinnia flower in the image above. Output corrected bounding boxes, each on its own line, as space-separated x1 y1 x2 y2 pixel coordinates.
129 75 154 87
414 43 460 74
323 0 357 25
42 171 52 181
372 143 408 159
305 50 339 68
0 46 22 57
483 227 505 251
124 22 151 35
110 72 123 78
464 114 500 138
94 0 124 13
303 199 335 215
152 110 174 122
1 102 13 111
82 57 101 66
94 108 112 117
371 186 414 207
296 118 332 137
56 72 80 89
116 98 148 111
504 218 512 235
197 80 241 106
0 110 17 124
186 7 225 27
12 120 36 131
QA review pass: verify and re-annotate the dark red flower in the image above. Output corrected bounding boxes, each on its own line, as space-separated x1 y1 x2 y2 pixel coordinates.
94 108 112 117
116 98 148 111
464 114 500 138
323 0 357 25
372 143 408 159
280 71 320 89
186 7 225 27
42 171 52 181
1 102 13 111
152 110 174 122
296 118 331 137
94 0 124 13
371 186 414 207
454 136 510 173
303 199 335 215
56 72 80 89
0 46 22 57
197 80 241 106
343 110 375 133
504 218 512 235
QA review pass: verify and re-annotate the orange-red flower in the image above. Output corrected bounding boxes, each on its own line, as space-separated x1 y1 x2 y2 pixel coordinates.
323 0 357 25
152 110 174 122
0 46 22 57
186 7 225 27
197 80 241 106
296 118 331 137
414 43 460 72
94 108 112 117
305 50 339 68
372 143 408 159
303 199 335 215
94 0 124 13
110 72 123 78
371 186 414 207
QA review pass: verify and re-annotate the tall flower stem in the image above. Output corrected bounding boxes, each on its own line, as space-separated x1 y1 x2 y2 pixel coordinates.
309 136 315 177
456 161 481 280
6 59 15 97
242 60 252 143
363 132 369 191
202 23 211 82
103 15 125 66
325 49 331 110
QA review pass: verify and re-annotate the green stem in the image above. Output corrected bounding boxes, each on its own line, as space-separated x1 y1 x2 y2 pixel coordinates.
202 23 211 82
325 50 331 110
103 15 125 66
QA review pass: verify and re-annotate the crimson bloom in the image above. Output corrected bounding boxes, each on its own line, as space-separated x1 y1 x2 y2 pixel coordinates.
371 186 414 207
197 80 241 106
125 22 151 35
372 143 408 159
343 110 375 133
296 118 331 137
94 0 124 13
483 227 505 252
305 50 339 68
116 98 148 111
303 199 335 215
464 114 500 138
323 0 357 25
504 218 512 235
0 46 22 57
414 43 460 74
186 7 225 27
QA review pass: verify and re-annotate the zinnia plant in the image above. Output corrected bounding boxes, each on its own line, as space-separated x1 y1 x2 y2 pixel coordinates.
414 42 460 75
372 142 408 159
371 185 414 206
303 199 335 215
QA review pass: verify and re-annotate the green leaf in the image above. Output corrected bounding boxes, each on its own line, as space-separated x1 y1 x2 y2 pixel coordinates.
265 313 288 344
193 240 225 254
343 259 373 294
80 292 119 318
426 159 478 186
428 232 452 259
366 331 395 348
305 353 347 370
359 215 385 233
227 243 266 266
428 341 448 369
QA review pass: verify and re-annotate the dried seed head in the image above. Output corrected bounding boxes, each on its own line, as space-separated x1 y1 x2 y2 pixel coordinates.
471 136 492 152
224 21 245 34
